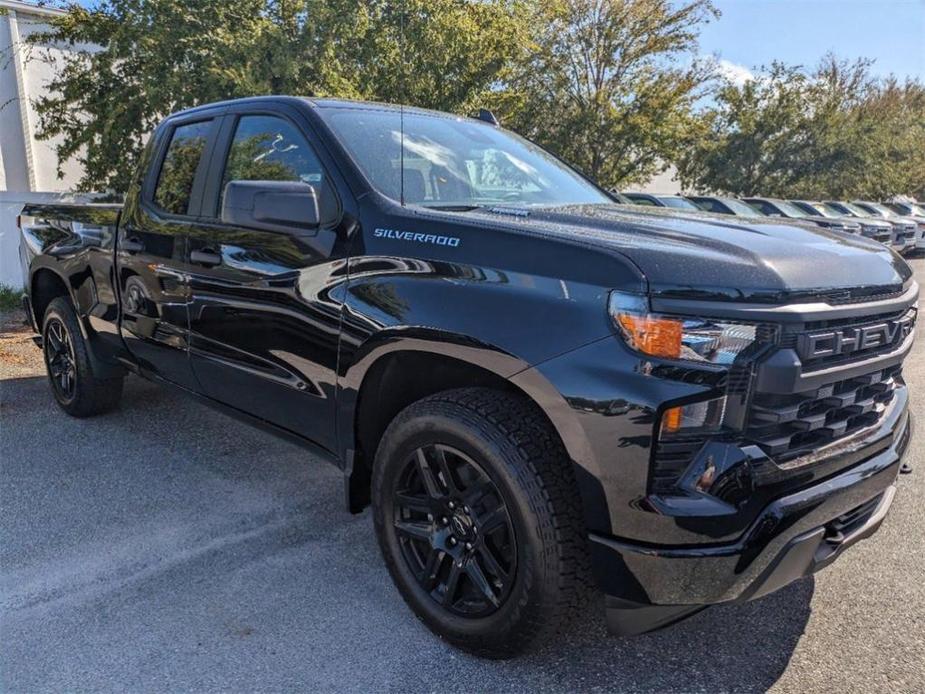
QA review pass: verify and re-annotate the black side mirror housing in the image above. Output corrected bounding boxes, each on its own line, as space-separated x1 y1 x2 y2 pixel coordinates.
221 180 321 236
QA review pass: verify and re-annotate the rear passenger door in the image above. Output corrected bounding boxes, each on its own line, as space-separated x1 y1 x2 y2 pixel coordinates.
185 105 351 452
118 115 222 390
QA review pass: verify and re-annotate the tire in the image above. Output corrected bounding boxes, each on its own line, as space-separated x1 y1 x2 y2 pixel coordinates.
372 387 590 658
42 297 123 417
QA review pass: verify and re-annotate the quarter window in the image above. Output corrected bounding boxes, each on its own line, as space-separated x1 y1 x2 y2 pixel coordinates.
153 120 212 216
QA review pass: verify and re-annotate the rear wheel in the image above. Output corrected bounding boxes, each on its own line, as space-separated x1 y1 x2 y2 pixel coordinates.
42 297 123 417
372 387 590 658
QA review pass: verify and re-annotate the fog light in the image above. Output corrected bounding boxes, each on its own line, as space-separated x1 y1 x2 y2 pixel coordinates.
660 396 727 436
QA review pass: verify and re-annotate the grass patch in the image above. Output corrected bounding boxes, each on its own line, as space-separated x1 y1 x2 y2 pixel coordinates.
0 284 25 312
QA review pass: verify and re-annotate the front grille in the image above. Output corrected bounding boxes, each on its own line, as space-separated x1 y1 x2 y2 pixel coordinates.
745 365 901 461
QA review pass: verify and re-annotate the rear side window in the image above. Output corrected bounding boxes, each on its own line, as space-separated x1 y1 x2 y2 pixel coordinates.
153 121 212 216
220 115 326 207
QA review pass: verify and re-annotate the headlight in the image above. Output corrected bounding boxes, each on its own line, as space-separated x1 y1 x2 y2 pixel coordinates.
609 291 757 365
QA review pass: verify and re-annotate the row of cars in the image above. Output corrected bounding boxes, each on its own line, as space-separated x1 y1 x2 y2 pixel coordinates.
614 192 925 256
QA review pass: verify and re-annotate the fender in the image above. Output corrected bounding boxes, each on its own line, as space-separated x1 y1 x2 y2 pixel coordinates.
336 326 530 460
336 327 613 529
22 209 128 379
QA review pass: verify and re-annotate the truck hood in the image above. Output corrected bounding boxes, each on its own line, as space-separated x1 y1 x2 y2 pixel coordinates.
473 203 912 302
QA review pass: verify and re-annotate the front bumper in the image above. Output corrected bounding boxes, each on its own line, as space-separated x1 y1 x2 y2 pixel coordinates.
593 401 911 634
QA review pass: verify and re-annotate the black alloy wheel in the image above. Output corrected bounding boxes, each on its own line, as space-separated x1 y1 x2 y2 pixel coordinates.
41 297 124 417
44 316 77 401
392 443 516 616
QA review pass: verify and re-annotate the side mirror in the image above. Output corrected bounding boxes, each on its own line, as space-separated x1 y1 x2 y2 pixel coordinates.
221 180 321 236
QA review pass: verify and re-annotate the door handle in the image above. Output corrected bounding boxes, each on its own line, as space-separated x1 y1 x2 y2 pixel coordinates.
190 249 222 267
121 237 144 253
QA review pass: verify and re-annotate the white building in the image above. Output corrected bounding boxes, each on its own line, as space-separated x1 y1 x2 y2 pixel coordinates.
1 0 88 288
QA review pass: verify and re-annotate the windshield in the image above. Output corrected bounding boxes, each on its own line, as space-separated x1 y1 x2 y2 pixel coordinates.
799 201 834 217
772 200 810 217
722 198 762 216
660 196 699 210
841 202 874 217
322 107 611 208
862 202 899 218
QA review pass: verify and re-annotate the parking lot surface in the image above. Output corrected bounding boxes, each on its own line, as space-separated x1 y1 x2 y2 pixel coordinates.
1 259 923 693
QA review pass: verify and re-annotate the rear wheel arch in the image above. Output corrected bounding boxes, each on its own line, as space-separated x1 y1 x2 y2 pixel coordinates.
30 268 72 331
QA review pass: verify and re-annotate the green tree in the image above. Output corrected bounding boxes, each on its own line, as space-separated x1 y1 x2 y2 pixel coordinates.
677 56 925 199
27 0 527 193
492 0 718 188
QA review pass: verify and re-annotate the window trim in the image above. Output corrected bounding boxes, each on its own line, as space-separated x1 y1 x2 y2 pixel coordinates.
143 115 223 220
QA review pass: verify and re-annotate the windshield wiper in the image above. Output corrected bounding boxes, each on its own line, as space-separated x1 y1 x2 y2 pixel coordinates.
418 203 483 212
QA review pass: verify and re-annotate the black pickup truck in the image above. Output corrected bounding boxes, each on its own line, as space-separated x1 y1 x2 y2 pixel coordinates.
19 97 916 657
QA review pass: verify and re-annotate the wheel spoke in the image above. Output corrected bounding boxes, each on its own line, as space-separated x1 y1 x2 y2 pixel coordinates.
395 491 436 514
415 448 444 499
464 558 500 607
477 505 507 535
47 325 63 351
420 549 445 591
476 544 509 583
394 519 432 542
462 480 493 508
433 446 459 494
442 561 462 606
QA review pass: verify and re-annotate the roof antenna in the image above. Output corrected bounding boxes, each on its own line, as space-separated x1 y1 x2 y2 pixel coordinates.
475 108 500 126
399 0 406 207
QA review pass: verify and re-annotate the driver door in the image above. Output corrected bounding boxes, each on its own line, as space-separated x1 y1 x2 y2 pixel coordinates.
186 107 349 452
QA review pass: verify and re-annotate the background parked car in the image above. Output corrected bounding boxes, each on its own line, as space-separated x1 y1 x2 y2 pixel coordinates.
853 200 925 253
826 201 917 253
621 192 702 211
743 197 861 234
886 200 925 218
686 196 766 217
790 200 892 244
687 196 845 235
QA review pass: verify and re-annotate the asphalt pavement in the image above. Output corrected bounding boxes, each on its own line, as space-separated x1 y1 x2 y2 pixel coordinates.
1 259 923 693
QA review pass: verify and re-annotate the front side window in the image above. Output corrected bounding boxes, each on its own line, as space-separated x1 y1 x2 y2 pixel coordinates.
153 120 212 215
322 107 610 208
221 115 326 207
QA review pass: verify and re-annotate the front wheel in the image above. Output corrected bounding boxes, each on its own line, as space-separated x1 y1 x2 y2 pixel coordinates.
42 297 123 417
372 388 590 658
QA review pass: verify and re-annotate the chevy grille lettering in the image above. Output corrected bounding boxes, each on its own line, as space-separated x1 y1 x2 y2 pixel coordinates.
797 311 916 360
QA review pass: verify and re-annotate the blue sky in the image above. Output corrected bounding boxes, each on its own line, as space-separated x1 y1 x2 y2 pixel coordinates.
699 0 925 83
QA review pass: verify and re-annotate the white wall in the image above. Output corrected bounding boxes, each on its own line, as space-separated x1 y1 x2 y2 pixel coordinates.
0 191 89 291
634 164 682 195
1 0 85 287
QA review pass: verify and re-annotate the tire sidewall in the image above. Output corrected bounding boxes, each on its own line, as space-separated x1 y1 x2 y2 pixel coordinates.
42 303 80 409
373 405 553 647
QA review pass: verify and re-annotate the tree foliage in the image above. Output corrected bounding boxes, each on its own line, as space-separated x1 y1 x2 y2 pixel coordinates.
677 56 925 199
27 0 531 192
491 0 717 187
